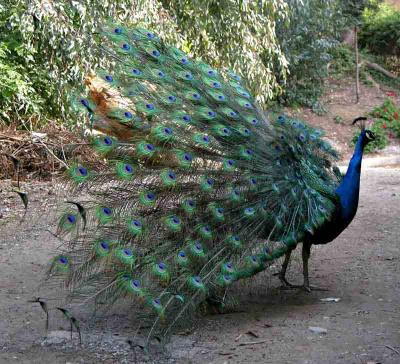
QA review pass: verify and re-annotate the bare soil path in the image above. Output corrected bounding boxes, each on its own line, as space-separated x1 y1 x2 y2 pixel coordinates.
0 158 399 364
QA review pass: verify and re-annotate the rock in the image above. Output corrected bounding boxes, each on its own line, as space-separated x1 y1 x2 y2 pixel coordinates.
308 326 328 334
320 297 341 303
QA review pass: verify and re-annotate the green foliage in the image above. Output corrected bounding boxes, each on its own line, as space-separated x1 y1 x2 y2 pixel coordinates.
371 97 400 138
359 3 400 56
0 0 288 128
0 2 58 126
353 122 388 153
275 0 347 109
352 97 400 153
334 115 344 124
340 0 381 24
329 45 356 78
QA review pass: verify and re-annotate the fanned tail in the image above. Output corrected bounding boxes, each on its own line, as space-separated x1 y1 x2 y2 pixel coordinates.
48 24 341 341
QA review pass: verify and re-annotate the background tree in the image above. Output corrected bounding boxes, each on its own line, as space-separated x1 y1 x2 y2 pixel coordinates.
0 0 288 127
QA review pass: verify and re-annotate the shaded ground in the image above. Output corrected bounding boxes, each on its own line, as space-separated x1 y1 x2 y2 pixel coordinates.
289 77 400 158
0 157 399 364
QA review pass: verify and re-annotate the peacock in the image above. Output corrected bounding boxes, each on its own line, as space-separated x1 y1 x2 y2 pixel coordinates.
47 24 376 342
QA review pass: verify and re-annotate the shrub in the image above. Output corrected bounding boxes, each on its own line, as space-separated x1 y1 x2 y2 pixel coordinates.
352 97 400 153
359 3 400 56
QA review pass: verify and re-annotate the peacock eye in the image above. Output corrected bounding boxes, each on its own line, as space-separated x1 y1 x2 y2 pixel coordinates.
59 257 68 264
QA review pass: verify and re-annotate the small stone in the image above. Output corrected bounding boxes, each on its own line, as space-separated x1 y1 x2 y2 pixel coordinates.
308 326 328 334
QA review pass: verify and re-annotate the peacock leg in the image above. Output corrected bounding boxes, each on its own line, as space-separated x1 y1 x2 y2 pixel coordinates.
301 242 328 292
302 242 312 292
278 243 328 292
277 246 295 288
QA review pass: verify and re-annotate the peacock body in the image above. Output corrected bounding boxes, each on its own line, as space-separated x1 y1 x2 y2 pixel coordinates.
48 24 375 340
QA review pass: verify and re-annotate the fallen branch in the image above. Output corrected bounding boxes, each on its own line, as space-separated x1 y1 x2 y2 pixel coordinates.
360 61 398 80
38 140 69 169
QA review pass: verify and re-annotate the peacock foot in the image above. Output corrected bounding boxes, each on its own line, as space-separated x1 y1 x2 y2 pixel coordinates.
303 285 329 292
279 283 329 292
277 274 294 288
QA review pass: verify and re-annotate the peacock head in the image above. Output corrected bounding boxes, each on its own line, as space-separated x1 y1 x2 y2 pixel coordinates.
363 129 376 143
352 117 376 146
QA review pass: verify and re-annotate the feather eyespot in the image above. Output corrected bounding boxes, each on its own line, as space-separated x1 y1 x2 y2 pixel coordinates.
59 256 68 264
131 280 141 288
103 137 113 145
146 143 155 151
298 134 306 142
102 207 112 215
124 164 133 173
153 299 161 307
146 192 155 200
123 249 132 256
78 167 87 176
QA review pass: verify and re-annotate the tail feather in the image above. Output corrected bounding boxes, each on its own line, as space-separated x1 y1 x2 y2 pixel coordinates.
48 23 341 341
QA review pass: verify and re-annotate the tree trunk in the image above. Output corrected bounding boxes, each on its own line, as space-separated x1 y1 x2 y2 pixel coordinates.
354 26 360 104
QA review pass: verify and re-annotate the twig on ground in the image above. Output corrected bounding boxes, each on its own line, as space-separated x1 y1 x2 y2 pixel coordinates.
384 345 400 355
238 339 268 346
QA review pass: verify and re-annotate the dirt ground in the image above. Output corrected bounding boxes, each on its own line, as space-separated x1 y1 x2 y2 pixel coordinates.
0 155 399 364
289 77 400 158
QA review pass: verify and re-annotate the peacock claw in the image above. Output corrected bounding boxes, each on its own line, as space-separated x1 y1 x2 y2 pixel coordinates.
278 275 294 288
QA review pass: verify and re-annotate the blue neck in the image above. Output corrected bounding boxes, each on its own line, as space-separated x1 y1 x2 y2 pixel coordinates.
335 133 365 222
